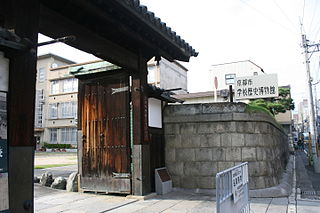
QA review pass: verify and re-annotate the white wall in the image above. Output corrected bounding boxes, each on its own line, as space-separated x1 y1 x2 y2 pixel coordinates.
147 57 188 94
159 58 188 94
148 98 162 128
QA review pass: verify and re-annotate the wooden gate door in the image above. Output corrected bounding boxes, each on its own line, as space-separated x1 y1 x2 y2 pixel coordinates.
79 73 131 193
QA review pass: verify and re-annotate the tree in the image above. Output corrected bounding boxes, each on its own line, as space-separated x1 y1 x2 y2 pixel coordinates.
248 87 295 115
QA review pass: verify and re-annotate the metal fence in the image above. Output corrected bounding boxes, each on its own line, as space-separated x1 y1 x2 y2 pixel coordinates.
216 162 249 213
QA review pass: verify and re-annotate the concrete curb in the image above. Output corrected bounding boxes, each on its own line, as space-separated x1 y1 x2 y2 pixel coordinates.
249 154 294 198
287 155 297 213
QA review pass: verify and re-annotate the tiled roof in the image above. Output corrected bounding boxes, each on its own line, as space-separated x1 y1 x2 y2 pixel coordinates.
115 0 198 58
147 85 184 103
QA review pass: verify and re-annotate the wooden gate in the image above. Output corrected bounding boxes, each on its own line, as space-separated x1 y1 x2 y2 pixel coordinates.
78 73 131 194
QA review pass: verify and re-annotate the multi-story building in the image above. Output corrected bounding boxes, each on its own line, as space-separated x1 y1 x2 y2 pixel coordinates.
34 55 188 148
34 54 75 147
296 99 309 133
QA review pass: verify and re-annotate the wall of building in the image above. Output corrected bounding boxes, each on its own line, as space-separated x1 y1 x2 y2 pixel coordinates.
210 60 264 91
163 103 289 190
148 57 188 94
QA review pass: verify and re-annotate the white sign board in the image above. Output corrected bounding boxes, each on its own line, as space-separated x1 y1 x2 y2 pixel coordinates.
235 74 278 100
232 167 244 203
216 162 249 213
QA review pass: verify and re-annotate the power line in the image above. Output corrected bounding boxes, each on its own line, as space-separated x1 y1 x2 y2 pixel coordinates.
308 0 319 35
272 0 300 33
239 0 297 35
301 0 306 26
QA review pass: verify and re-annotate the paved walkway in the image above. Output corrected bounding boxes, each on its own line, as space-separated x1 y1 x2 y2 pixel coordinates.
295 150 320 199
35 185 293 213
34 151 320 212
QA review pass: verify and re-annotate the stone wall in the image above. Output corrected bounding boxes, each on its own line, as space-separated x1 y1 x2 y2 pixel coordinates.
163 103 289 190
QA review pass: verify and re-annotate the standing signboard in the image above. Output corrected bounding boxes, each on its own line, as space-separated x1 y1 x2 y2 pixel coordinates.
234 74 278 100
0 52 9 212
216 162 249 213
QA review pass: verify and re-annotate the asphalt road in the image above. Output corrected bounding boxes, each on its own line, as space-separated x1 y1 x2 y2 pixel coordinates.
295 150 320 199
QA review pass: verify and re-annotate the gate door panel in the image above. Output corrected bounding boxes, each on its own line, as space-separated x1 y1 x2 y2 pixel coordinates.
80 74 130 193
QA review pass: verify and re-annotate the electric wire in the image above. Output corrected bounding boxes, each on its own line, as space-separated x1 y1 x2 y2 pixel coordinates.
239 0 297 35
301 0 306 26
308 0 319 35
272 0 300 34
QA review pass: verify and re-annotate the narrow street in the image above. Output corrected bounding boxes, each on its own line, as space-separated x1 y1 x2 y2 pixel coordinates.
295 150 320 200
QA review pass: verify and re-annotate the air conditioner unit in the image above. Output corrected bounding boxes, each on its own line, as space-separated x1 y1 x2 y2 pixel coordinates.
220 89 229 97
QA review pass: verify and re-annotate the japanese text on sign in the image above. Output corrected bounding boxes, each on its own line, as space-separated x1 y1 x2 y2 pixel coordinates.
232 167 244 203
234 74 278 100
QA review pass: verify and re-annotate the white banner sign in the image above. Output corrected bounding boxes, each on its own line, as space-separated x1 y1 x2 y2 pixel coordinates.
235 74 278 100
232 167 244 203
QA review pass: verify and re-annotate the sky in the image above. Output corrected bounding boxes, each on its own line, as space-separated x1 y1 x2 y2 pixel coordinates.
38 0 320 108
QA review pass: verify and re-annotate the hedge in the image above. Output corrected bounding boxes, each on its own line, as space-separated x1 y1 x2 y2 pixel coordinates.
43 143 73 149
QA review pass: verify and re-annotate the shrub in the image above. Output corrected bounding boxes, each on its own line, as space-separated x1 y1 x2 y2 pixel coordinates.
43 143 73 149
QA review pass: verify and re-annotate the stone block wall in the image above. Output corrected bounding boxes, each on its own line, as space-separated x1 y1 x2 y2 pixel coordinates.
163 103 289 190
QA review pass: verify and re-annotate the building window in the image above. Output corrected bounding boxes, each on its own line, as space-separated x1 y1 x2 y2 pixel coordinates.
51 80 59 94
253 72 258 76
38 89 44 100
225 74 236 85
35 103 43 128
49 128 58 143
60 128 77 144
62 78 78 93
35 89 45 128
60 102 77 118
49 103 58 119
38 67 45 82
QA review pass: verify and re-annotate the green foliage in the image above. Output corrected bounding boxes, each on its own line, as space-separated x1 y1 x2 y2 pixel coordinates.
43 143 72 149
248 87 295 116
245 104 273 116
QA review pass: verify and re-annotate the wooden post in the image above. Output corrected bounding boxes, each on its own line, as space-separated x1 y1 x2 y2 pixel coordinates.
131 54 151 195
3 0 39 212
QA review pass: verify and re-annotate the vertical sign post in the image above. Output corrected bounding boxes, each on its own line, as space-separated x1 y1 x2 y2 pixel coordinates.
0 52 9 212
214 76 218 102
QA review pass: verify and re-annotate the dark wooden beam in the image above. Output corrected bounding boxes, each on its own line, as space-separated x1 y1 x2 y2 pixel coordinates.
132 55 148 145
39 4 139 72
5 0 39 212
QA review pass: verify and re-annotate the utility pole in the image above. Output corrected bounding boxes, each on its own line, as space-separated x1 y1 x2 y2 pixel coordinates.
313 82 319 135
302 34 320 173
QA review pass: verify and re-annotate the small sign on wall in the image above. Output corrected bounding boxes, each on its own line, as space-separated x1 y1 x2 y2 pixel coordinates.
0 140 7 173
155 167 172 195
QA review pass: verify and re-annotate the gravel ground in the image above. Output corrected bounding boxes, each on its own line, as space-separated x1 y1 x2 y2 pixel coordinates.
35 152 77 166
